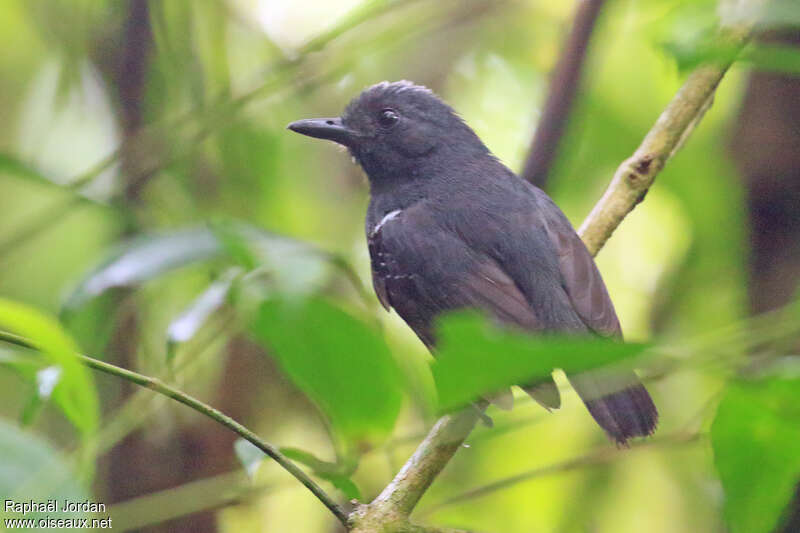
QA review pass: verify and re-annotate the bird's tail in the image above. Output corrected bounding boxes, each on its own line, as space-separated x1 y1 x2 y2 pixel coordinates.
568 370 658 446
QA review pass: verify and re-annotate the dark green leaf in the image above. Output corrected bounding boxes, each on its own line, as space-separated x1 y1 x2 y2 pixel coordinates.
280 446 361 500
432 312 648 411
711 377 800 533
320 473 361 501
742 44 800 75
252 297 403 448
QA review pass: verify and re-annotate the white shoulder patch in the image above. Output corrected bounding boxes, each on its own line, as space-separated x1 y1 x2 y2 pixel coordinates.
372 209 401 235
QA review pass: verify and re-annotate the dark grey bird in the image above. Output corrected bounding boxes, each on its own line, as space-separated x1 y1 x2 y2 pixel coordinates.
288 81 657 445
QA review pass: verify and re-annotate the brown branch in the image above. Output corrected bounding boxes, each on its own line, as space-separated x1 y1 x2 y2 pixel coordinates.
521 0 606 189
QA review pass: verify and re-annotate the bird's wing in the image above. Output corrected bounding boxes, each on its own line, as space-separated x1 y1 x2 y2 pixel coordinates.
369 204 544 338
369 202 561 408
534 190 622 337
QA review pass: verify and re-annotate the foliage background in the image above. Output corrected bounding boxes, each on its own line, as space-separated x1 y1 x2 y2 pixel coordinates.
0 0 798 532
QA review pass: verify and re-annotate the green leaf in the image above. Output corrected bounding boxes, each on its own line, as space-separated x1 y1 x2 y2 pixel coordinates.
63 223 331 310
19 366 62 427
0 419 90 524
280 446 361 500
0 152 52 184
320 473 361 501
0 299 98 438
742 44 800 75
252 297 403 449
432 311 648 411
711 377 800 533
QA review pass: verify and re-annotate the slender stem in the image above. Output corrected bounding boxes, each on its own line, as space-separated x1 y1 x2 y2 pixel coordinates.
0 331 349 526
421 430 701 515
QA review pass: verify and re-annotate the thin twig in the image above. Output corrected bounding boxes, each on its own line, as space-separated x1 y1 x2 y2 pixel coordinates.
420 430 701 515
521 0 606 188
0 330 349 526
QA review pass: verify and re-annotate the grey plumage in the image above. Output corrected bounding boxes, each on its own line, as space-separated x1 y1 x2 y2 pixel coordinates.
289 80 657 445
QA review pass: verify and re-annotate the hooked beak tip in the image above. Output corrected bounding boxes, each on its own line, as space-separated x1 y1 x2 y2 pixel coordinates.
287 117 354 146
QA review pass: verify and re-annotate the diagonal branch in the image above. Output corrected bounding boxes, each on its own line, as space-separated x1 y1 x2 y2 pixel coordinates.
521 0 607 189
578 24 752 256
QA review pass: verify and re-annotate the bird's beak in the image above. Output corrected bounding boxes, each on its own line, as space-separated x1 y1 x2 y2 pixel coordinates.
287 117 356 146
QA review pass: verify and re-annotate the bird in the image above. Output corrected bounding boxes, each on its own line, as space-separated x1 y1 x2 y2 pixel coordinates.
288 80 657 445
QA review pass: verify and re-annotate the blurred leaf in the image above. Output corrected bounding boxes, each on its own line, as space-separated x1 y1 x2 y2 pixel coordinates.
64 223 331 310
18 366 63 427
18 391 44 428
432 312 648 411
0 299 98 438
252 297 403 448
322 473 361 501
0 152 51 184
167 267 242 347
742 43 800 74
281 446 361 500
234 438 265 480
0 419 88 524
211 221 258 270
711 377 800 533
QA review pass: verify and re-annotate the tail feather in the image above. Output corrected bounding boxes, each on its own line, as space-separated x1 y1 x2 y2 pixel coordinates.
568 371 658 446
522 378 561 410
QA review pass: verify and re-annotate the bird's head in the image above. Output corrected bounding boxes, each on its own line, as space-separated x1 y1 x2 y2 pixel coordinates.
288 81 490 185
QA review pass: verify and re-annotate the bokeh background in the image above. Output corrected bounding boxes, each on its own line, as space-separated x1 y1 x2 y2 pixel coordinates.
1 0 799 532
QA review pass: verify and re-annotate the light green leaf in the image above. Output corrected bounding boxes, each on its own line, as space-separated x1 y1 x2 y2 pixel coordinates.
252 297 403 449
711 377 800 533
432 311 648 411
0 299 98 438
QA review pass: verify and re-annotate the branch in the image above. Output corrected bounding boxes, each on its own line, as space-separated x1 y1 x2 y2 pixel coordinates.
352 8 759 533
578 24 752 256
521 0 606 188
0 330 349 526
420 430 700 515
349 410 482 532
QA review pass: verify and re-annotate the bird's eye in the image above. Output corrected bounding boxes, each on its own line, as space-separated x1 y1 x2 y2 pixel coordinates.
378 108 400 129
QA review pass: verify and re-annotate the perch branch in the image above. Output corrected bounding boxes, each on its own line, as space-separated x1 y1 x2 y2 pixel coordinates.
0 330 349 526
578 24 752 255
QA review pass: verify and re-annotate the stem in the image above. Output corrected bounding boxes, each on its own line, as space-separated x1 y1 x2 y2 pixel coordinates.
0 331 349 526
